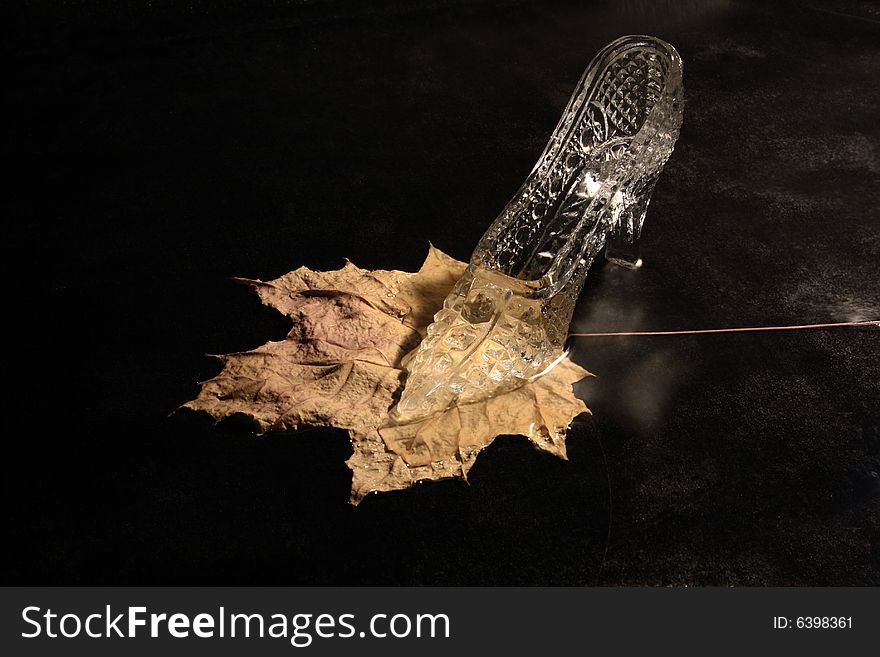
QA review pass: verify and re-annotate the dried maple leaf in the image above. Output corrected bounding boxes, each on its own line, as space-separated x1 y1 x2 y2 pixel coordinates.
184 246 591 503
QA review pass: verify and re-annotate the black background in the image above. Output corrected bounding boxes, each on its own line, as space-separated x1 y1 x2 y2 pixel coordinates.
6 0 879 585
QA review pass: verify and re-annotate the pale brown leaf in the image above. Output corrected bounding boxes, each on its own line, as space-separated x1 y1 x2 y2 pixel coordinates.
237 245 467 331
184 245 591 503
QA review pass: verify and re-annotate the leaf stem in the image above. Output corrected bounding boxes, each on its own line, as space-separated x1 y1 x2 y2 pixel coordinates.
568 320 880 337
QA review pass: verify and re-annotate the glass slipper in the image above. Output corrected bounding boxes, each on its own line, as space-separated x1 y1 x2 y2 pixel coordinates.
393 35 684 424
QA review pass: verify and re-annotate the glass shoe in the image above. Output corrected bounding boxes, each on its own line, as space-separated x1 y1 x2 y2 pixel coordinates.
393 35 684 423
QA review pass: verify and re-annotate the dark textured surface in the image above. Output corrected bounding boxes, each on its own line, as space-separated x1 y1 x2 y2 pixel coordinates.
7 0 879 584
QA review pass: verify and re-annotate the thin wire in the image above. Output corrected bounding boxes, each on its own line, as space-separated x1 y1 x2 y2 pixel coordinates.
568 319 880 337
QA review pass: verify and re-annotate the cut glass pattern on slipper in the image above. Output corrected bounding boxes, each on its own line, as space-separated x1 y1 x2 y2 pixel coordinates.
393 35 684 423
